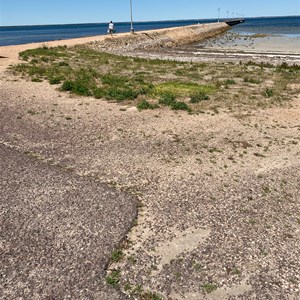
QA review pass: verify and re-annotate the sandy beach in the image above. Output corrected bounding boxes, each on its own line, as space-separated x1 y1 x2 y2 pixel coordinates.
1 24 300 300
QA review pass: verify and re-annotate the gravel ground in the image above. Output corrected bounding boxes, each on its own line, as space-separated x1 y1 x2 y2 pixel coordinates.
1 68 299 299
0 144 136 300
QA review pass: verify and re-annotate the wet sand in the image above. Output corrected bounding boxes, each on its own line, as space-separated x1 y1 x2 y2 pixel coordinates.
197 32 300 54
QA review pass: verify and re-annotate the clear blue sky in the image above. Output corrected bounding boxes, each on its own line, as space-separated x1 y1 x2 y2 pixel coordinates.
1 0 299 26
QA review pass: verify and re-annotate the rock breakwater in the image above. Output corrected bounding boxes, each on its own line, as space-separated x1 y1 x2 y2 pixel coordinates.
89 22 230 52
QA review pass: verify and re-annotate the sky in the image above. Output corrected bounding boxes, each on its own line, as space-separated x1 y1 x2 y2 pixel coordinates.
0 0 299 26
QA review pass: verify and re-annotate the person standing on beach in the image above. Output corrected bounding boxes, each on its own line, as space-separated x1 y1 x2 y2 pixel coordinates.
108 21 115 35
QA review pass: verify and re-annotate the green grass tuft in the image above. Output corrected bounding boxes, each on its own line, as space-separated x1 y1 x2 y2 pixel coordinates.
111 249 124 263
158 92 176 106
264 88 274 98
155 81 215 98
137 100 159 111
171 101 191 112
106 269 121 287
201 282 218 294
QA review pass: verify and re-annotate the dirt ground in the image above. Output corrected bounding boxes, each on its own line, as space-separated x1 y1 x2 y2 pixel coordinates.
0 29 300 299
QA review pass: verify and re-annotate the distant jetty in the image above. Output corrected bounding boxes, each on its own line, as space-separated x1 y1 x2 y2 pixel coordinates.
90 22 234 52
225 19 245 26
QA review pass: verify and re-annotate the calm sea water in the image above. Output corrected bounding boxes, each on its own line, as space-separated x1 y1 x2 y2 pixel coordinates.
0 16 299 46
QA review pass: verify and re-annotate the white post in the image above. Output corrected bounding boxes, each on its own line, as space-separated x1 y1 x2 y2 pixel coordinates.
130 0 134 33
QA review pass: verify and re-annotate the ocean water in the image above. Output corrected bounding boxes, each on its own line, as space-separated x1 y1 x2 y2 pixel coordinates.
0 16 299 46
230 16 300 37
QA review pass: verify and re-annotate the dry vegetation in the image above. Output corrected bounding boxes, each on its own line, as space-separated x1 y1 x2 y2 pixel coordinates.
12 45 300 115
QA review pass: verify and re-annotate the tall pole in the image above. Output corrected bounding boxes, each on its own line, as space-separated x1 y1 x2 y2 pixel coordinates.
217 8 220 23
130 0 134 34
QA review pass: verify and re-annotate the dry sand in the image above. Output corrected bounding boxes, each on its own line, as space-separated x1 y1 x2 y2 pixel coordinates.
1 26 300 300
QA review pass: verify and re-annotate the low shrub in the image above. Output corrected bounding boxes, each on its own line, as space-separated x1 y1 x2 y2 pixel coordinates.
190 91 209 103
264 88 274 98
171 101 191 112
224 79 236 85
158 92 176 106
137 100 158 110
93 87 105 99
105 87 138 101
49 77 62 85
61 80 74 91
61 80 91 96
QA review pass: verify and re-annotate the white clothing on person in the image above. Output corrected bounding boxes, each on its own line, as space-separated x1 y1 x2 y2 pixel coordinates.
108 22 114 34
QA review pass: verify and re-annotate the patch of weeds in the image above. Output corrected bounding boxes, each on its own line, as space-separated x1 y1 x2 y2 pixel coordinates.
111 249 124 263
171 101 191 112
31 77 43 82
49 77 62 85
276 62 300 72
60 68 98 96
141 291 163 300
190 91 209 103
201 282 217 294
106 269 121 287
101 74 128 85
61 79 91 96
137 99 158 111
158 92 176 106
244 77 261 84
264 88 274 98
224 79 236 85
41 56 50 63
124 282 132 291
131 284 144 296
58 61 70 67
19 46 67 61
93 87 105 99
61 80 74 91
154 81 215 98
105 87 139 101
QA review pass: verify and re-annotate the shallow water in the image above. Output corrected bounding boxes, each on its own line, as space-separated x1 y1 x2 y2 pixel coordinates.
194 32 300 54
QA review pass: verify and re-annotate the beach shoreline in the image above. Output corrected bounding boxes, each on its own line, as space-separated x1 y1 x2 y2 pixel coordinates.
1 22 299 70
